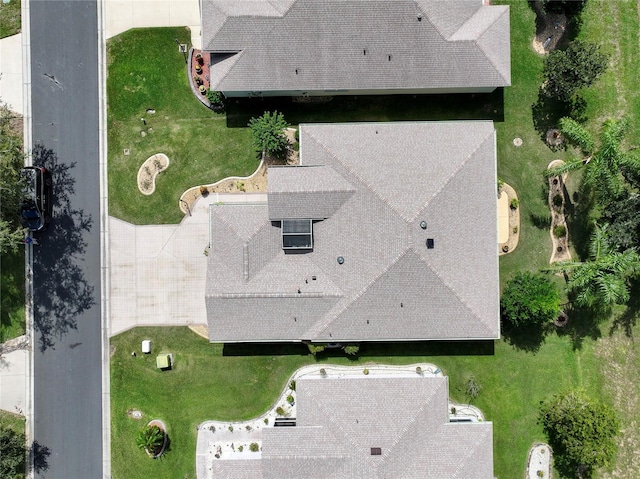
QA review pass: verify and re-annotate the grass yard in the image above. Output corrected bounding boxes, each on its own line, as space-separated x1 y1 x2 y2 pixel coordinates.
0 0 21 39
0 249 25 342
108 2 640 478
110 327 602 479
107 27 256 225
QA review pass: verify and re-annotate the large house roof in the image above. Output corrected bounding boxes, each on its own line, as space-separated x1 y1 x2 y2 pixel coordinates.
212 375 494 478
205 121 499 342
201 0 510 94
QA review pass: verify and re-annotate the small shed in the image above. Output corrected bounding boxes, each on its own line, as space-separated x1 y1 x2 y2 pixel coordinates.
156 354 172 370
142 340 151 354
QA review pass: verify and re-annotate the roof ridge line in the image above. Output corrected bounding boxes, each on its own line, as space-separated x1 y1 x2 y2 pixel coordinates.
474 8 511 84
412 128 494 221
306 247 412 339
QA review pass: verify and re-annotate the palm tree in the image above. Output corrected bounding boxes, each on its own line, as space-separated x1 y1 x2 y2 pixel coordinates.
549 224 640 310
136 425 164 456
546 117 640 203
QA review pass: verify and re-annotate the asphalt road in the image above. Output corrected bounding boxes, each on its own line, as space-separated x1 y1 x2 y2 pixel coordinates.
30 0 103 477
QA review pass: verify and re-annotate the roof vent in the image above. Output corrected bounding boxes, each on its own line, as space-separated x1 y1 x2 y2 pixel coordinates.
426 238 435 249
417 14 423 21
337 256 345 265
420 221 427 230
371 447 382 456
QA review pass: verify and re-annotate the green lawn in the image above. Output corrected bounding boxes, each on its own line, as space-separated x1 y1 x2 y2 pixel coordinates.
0 0 21 39
107 27 257 225
0 249 25 342
109 2 640 478
110 327 602 479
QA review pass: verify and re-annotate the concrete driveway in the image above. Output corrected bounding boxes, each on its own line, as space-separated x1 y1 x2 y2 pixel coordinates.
109 193 267 336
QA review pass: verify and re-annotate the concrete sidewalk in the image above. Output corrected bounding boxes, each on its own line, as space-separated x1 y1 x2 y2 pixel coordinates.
0 33 24 114
109 193 267 336
0 337 28 414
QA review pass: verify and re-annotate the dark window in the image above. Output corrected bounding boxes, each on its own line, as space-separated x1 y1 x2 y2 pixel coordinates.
371 447 382 456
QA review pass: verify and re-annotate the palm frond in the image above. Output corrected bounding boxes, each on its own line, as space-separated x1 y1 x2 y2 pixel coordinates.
559 116 594 154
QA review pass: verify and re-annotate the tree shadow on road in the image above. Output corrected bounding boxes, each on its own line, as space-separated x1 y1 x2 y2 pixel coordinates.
31 144 95 351
30 440 51 474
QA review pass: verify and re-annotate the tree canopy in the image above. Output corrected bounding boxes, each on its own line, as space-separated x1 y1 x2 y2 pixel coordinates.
500 271 561 327
248 111 289 159
0 424 26 479
547 117 640 204
550 224 640 311
543 40 608 102
539 390 619 478
0 99 25 253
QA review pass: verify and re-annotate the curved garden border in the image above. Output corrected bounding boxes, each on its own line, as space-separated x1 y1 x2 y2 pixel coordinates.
526 443 552 479
196 363 486 467
137 153 170 195
147 419 169 459
179 154 266 215
498 183 520 255
547 160 571 263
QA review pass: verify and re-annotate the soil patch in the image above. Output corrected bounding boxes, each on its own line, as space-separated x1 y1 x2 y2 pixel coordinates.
498 183 520 255
137 153 170 195
547 160 571 263
531 0 568 54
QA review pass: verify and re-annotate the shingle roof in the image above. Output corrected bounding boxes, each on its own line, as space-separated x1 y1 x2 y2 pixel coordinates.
255 376 494 478
206 121 499 342
201 0 510 94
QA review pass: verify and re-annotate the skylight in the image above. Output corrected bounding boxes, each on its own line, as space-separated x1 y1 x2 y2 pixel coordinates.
282 219 313 250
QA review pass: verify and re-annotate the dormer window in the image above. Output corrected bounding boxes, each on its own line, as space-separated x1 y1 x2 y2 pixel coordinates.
282 219 313 250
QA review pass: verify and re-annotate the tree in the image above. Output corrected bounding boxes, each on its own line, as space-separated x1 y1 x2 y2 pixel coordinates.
542 40 608 102
501 272 561 327
541 0 588 15
136 425 164 456
538 390 619 478
0 99 26 253
0 425 26 479
547 117 640 204
248 111 289 159
600 193 640 251
549 224 640 310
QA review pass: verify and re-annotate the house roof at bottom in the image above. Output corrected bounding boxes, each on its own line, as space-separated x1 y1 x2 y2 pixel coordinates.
206 121 500 342
201 0 510 93
219 376 494 479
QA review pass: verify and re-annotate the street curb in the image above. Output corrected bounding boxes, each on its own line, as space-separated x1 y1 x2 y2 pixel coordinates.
97 0 112 477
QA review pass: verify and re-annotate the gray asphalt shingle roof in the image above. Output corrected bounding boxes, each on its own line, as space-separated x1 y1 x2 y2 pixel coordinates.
223 376 494 478
201 0 510 94
206 121 499 342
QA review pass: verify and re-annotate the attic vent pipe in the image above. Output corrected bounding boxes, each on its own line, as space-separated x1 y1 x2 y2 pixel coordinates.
417 14 423 21
337 256 345 265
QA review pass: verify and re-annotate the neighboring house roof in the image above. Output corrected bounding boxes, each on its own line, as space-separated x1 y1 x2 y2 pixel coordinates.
201 0 510 94
214 375 494 478
205 121 500 342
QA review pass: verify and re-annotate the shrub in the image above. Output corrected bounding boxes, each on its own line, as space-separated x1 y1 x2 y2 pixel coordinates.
249 443 260 452
538 390 619 478
289 380 296 391
276 407 285 416
263 418 269 425
286 395 294 405
363 368 369 375
497 177 504 194
228 425 233 432
416 366 423 375
553 194 563 208
236 181 245 192
136 425 164 456
553 225 567 237
200 185 209 196
238 445 244 452
307 343 325 355
343 344 360 356
319 368 326 377
206 89 224 106
510 198 519 209
248 111 289 159
501 271 561 327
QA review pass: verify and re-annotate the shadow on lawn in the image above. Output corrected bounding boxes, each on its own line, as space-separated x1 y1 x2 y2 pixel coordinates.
223 340 495 357
225 90 505 128
31 144 95 351
610 279 640 339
